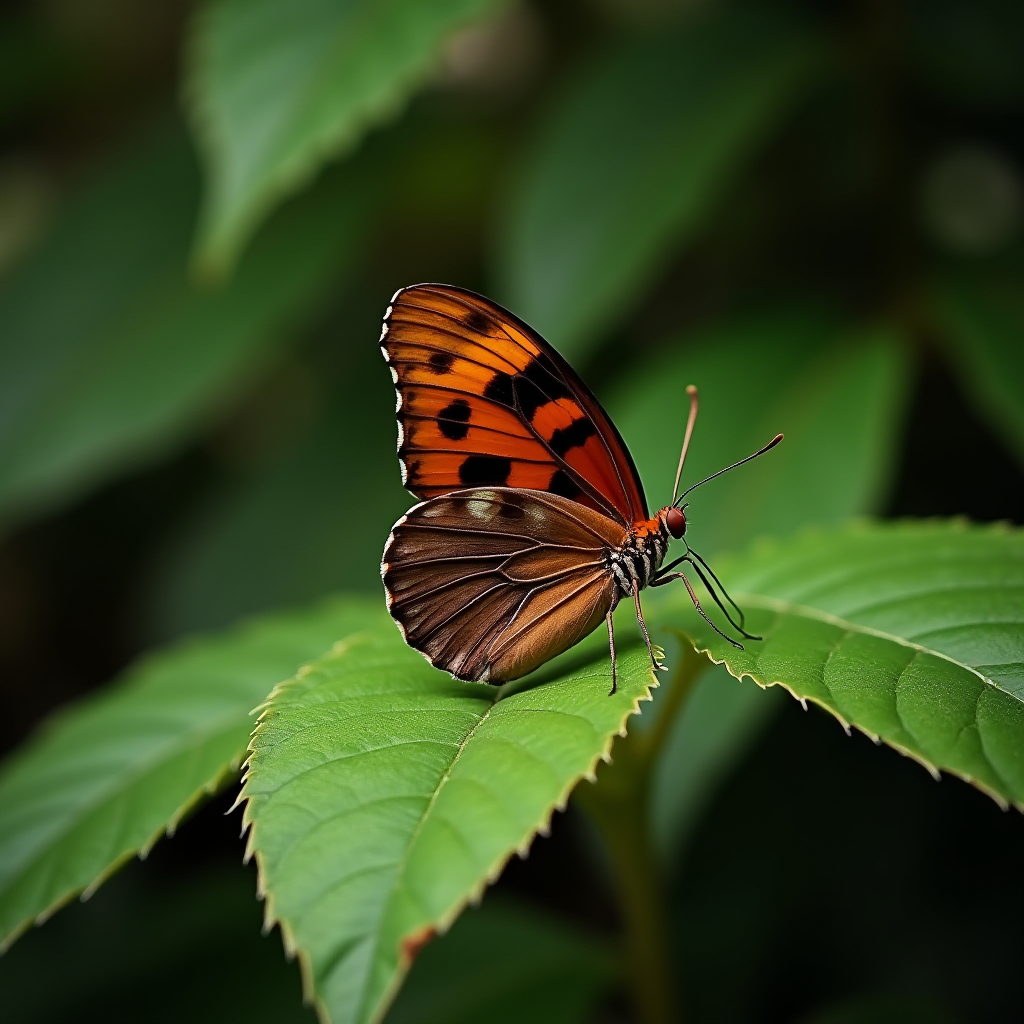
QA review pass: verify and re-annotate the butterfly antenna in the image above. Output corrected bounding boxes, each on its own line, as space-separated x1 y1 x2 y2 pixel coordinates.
675 433 784 506
671 385 700 505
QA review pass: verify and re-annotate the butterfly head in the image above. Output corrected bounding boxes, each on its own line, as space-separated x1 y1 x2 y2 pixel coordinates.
663 504 687 539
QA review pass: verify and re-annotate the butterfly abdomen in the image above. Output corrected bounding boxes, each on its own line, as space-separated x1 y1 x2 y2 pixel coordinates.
606 520 670 595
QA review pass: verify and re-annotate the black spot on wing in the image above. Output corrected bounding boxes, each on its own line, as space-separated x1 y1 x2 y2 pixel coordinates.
464 310 491 334
437 398 471 440
548 469 582 500
549 417 597 456
483 371 514 407
514 378 546 423
497 500 526 520
517 358 572 421
482 360 574 423
428 351 454 374
459 455 512 486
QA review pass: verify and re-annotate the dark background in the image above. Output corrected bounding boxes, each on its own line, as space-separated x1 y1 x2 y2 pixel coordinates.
1 0 1023 1021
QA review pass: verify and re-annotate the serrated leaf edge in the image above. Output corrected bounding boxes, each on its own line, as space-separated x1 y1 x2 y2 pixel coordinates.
0 753 243 955
238 635 659 1024
743 594 1022 704
673 618 1023 814
0 597 381 956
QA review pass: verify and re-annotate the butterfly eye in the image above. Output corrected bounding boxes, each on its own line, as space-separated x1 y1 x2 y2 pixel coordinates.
665 506 686 538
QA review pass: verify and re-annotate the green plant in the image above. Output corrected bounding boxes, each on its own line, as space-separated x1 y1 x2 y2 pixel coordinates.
0 1 1022 1022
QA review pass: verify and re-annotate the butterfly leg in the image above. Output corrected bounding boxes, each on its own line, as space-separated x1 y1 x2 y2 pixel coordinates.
682 554 762 640
606 609 617 696
633 587 666 672
651 571 744 650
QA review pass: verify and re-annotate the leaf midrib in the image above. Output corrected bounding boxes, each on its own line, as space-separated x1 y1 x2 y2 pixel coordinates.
353 687 502 1022
739 593 1024 705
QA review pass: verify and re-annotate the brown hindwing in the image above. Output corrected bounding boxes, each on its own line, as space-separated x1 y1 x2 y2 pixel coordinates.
381 283 648 525
381 488 625 683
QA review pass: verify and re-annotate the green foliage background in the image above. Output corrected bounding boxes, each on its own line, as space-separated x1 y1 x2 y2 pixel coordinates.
0 1 1022 1022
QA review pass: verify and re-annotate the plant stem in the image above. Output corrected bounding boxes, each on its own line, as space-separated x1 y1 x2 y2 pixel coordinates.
575 642 706 1024
579 775 676 1024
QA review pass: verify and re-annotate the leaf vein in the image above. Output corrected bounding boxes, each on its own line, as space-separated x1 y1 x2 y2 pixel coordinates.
354 691 501 1020
740 594 1023 705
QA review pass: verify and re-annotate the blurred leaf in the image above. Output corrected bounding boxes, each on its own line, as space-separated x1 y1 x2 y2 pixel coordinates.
242 623 656 1024
910 0 1024 109
0 128 368 532
613 312 909 859
187 0 504 273
150 328 408 638
613 312 909 557
674 520 1024 809
930 262 1024 467
495 4 822 357
146 103 505 634
0 595 379 952
148 110 506 639
0 862 313 1024
385 899 614 1024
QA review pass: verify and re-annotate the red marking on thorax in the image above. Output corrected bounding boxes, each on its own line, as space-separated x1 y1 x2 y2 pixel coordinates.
632 513 665 538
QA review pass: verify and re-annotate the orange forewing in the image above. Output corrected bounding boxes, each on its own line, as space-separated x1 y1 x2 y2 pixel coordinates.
381 284 648 525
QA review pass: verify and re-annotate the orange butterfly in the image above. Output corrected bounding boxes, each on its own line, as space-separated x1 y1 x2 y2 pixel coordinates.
380 284 782 693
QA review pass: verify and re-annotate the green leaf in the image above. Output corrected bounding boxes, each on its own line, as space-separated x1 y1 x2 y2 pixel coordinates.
494 5 822 356
242 621 656 1024
612 313 909 557
0 128 367 531
0 854 607 1024
385 899 614 1024
930 261 1024 466
0 595 379 952
616 314 910 860
669 520 1024 809
187 0 503 273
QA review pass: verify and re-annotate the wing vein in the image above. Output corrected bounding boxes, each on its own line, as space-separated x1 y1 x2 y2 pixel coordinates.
491 573 609 659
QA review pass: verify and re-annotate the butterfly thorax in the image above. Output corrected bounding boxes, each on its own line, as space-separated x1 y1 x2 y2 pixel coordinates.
606 512 671 596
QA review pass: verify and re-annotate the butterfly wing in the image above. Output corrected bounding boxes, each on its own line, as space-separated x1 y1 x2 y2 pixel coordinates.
382 487 626 683
381 283 648 526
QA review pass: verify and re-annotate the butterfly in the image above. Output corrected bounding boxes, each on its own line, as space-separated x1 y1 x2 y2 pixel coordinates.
379 284 782 693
